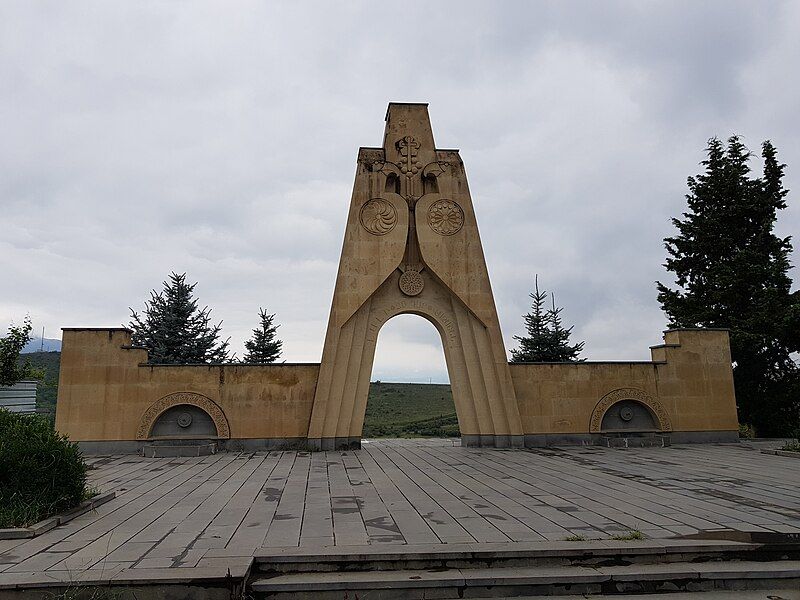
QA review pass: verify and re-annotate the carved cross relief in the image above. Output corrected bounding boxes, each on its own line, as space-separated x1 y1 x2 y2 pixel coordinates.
395 136 426 295
362 135 464 296
362 136 462 297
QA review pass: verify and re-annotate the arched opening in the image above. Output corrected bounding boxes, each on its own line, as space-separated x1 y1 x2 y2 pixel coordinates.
422 173 438 194
363 313 459 440
309 267 523 450
600 400 659 433
385 172 401 194
150 405 218 438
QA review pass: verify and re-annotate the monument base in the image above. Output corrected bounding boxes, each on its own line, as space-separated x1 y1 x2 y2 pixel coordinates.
522 430 739 447
77 437 310 455
460 434 525 448
308 435 526 451
307 437 364 451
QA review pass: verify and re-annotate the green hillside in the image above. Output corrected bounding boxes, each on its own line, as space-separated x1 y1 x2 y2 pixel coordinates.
363 382 459 438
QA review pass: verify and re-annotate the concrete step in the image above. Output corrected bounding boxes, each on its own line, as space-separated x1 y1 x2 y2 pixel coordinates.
474 594 800 600
249 560 800 598
600 434 670 448
253 539 799 574
143 441 217 457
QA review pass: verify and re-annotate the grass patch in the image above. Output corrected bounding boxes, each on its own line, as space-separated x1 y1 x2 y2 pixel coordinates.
611 530 645 541
562 534 586 541
363 382 460 438
44 586 132 600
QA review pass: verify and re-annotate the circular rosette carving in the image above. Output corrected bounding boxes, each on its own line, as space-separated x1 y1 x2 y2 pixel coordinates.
399 269 424 296
428 199 464 236
359 198 397 236
177 412 193 428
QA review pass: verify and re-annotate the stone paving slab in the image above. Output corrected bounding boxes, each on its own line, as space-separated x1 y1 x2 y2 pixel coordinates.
1 439 800 588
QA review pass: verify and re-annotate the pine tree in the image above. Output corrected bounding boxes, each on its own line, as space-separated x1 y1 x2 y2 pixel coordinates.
242 308 283 364
511 276 585 362
657 136 800 435
129 272 230 364
546 293 585 362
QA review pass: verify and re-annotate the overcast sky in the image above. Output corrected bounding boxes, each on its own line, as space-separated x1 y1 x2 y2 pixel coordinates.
1 1 798 383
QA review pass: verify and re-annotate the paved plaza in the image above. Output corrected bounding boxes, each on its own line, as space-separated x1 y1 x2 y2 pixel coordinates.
1 439 799 588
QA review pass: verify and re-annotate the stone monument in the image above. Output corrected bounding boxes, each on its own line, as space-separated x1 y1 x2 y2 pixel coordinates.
308 103 523 449
54 103 739 453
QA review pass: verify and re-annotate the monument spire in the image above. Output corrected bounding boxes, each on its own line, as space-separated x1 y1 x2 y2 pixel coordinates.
308 103 524 450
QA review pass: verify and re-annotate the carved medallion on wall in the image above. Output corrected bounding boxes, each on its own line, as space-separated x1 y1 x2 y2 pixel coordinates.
399 269 424 296
359 198 397 236
589 387 672 433
428 199 464 235
136 391 230 440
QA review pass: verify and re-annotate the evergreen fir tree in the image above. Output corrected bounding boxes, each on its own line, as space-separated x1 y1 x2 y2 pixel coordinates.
242 308 283 364
546 293 585 362
657 136 800 435
511 276 585 362
129 272 230 364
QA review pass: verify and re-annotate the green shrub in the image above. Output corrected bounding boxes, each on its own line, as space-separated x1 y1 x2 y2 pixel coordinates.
738 423 756 439
0 409 88 527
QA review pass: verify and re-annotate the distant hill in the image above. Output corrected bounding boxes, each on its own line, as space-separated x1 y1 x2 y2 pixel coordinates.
16 351 60 422
22 337 62 353
364 382 458 438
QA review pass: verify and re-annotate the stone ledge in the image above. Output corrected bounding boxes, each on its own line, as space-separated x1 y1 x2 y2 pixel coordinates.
0 491 115 540
761 449 800 458
143 442 217 457
250 560 800 592
252 538 761 564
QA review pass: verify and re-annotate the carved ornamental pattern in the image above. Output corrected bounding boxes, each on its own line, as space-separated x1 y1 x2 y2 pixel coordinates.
589 387 672 433
399 269 424 296
136 391 230 440
428 199 464 235
359 199 397 236
396 136 421 177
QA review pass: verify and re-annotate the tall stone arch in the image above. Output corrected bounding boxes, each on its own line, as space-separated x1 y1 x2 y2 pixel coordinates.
308 103 523 450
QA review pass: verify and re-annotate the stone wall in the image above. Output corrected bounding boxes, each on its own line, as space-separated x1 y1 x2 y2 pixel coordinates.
54 327 739 452
54 329 319 452
510 329 739 444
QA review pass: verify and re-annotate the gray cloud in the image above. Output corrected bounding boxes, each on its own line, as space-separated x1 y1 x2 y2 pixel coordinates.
1 1 798 383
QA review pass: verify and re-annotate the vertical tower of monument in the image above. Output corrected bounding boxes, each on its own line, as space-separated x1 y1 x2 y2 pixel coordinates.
308 103 523 450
